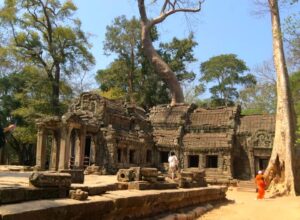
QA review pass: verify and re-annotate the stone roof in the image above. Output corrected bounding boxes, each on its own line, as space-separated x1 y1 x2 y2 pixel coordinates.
149 104 194 126
183 133 232 149
152 129 181 147
237 114 275 134
187 106 239 129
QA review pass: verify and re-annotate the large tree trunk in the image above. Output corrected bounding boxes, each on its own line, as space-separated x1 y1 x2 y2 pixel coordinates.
128 47 135 104
140 23 184 106
264 0 299 196
50 64 60 116
138 0 201 106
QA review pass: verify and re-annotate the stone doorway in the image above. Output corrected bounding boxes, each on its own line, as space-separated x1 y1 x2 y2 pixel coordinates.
160 151 169 163
84 136 92 168
255 157 269 173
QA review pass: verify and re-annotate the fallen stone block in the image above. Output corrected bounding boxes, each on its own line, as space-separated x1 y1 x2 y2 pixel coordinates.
117 169 135 182
59 169 84 184
128 167 141 181
140 167 158 177
69 189 88 201
29 172 71 188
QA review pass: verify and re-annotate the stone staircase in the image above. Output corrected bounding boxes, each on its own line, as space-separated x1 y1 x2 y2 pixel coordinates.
237 180 256 192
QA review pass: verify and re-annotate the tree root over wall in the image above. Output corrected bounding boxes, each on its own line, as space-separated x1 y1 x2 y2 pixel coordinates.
265 155 292 198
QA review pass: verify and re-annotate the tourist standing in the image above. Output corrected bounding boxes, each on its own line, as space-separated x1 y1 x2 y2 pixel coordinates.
168 151 178 180
255 170 266 199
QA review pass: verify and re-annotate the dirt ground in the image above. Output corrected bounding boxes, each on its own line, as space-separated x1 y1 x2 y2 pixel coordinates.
199 187 300 220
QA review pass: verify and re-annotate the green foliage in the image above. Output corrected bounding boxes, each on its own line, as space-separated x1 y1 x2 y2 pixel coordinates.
97 16 198 109
199 54 256 106
0 0 94 115
284 12 300 68
290 71 300 143
239 83 276 114
159 34 197 82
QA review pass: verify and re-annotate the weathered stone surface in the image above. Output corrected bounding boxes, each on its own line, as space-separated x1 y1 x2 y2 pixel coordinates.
35 91 275 185
140 167 158 177
128 181 178 190
128 167 141 181
69 189 88 200
84 165 104 175
0 186 227 220
0 187 68 205
0 187 25 204
117 169 135 182
141 176 158 183
29 172 71 188
59 169 84 184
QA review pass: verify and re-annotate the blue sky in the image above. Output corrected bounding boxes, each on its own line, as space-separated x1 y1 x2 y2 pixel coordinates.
70 1 298 94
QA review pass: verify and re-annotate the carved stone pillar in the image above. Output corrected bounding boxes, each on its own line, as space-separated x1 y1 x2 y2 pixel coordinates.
90 135 96 165
75 126 86 168
183 152 188 169
74 130 81 168
49 131 59 170
36 127 47 170
107 142 116 171
58 126 70 170
199 154 205 169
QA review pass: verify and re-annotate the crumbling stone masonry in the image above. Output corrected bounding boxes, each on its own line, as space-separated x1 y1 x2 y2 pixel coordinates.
35 92 154 174
35 92 275 181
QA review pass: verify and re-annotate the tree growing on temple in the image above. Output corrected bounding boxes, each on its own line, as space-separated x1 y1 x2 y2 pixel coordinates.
97 16 198 109
262 0 300 196
0 0 94 115
137 0 203 106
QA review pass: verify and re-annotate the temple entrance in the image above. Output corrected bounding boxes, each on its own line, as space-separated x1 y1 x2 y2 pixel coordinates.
255 157 269 173
146 150 152 163
188 155 199 168
160 151 169 163
69 130 77 169
84 136 92 168
45 134 52 170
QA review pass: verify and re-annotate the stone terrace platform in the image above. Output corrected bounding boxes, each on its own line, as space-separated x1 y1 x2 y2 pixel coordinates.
0 186 227 220
0 167 227 219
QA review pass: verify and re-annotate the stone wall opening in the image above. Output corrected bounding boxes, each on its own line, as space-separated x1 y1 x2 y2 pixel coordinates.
206 155 218 168
256 157 269 173
129 149 136 164
146 150 152 163
117 149 122 163
188 155 199 168
84 136 92 167
160 151 169 163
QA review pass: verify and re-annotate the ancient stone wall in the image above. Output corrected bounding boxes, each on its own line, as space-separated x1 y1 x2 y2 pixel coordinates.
35 93 275 181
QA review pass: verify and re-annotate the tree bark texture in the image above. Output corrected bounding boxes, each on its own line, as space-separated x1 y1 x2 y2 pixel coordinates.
265 0 299 196
138 0 202 106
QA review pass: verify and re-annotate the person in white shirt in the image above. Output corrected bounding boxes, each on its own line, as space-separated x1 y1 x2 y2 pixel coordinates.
168 151 178 180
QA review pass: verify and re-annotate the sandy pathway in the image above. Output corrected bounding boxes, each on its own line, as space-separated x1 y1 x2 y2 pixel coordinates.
199 188 300 220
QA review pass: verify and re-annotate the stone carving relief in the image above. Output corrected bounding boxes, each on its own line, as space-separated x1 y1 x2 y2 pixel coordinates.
252 130 273 148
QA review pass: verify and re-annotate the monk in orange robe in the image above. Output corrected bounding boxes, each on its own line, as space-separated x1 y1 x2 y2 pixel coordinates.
255 170 266 199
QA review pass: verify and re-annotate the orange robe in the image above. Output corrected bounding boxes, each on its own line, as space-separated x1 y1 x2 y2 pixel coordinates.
255 174 266 199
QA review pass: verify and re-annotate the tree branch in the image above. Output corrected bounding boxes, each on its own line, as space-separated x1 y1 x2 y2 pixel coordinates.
150 0 203 27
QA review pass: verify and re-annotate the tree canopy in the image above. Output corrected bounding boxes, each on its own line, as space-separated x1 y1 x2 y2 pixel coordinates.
0 0 94 115
96 16 198 110
199 54 256 106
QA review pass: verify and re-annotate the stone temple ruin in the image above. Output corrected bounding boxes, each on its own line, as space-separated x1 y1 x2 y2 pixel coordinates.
35 92 275 183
